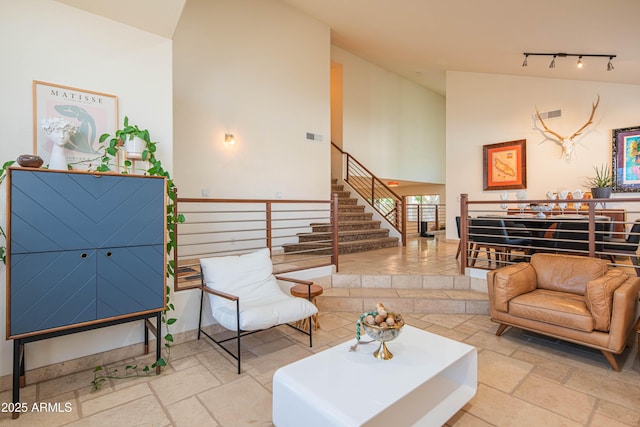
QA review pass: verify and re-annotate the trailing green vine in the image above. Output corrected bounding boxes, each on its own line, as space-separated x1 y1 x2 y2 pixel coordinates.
91 116 185 390
0 160 16 264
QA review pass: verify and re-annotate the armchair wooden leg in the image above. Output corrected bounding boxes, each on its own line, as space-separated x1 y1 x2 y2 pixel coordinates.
455 241 461 259
495 323 509 336
601 350 621 371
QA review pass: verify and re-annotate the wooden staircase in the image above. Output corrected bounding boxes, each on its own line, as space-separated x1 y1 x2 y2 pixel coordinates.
283 180 399 255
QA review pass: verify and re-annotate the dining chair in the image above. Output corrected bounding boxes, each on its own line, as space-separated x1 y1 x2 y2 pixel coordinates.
552 218 610 255
457 215 491 263
602 220 640 276
468 218 531 267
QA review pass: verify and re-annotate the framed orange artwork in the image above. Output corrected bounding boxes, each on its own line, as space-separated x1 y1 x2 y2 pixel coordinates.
483 139 527 191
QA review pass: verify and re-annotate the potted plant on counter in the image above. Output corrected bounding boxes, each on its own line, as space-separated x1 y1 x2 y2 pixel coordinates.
585 164 613 199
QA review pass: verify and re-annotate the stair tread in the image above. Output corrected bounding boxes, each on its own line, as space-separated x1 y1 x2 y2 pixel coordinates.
285 237 398 247
300 229 388 237
312 220 380 226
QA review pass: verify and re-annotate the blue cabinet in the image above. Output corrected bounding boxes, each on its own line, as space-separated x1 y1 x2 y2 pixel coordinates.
7 168 166 338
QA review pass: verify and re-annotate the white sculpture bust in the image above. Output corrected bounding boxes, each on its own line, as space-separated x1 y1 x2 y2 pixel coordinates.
41 117 77 170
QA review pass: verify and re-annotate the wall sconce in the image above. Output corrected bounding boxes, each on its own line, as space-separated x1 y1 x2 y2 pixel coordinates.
522 52 616 71
225 133 235 145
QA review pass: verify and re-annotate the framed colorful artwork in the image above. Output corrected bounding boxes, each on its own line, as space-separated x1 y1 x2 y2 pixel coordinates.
612 125 640 192
483 139 527 191
33 81 118 170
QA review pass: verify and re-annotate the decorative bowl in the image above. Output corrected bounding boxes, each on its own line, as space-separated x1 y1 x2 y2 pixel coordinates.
360 317 404 360
530 204 553 218
17 154 43 168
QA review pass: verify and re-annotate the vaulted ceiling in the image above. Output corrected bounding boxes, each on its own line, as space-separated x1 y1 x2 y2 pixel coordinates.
56 0 640 96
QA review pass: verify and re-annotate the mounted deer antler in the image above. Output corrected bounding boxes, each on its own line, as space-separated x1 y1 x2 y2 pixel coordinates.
535 95 600 160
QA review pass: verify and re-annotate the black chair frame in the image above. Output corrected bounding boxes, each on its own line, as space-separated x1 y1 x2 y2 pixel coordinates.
197 274 314 374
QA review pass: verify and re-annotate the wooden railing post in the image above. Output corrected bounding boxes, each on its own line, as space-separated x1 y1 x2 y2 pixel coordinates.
173 187 179 290
345 153 351 183
588 201 595 257
434 205 440 231
371 177 375 203
266 201 272 252
460 194 469 275
331 192 340 272
401 196 407 246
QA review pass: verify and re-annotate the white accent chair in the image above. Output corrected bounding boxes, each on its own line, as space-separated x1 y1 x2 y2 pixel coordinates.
198 248 318 373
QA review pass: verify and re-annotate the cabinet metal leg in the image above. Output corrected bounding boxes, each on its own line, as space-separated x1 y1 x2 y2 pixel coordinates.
156 312 162 375
12 340 23 419
144 321 149 355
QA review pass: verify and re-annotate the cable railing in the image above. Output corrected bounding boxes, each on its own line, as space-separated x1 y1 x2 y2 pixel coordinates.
332 142 406 244
406 203 446 235
173 193 339 291
459 193 640 277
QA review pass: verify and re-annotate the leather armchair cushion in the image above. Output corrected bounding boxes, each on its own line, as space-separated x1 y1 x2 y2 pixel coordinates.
493 262 537 312
531 253 608 295
509 289 594 332
585 270 628 332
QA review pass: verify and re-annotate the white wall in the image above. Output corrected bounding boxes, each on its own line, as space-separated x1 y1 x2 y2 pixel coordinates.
172 0 331 200
445 71 640 239
0 1 173 377
332 47 446 185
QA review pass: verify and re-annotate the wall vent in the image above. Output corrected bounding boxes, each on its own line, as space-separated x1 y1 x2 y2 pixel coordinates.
533 109 562 121
306 132 323 142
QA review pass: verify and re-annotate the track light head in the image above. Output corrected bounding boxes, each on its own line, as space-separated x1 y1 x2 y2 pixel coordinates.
522 54 528 67
577 56 583 68
607 57 614 71
549 55 556 69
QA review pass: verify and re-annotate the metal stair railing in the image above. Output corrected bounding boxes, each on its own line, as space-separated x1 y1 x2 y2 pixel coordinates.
332 142 406 245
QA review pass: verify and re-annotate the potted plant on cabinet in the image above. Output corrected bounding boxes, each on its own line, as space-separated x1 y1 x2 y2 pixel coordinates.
585 164 613 199
91 116 184 390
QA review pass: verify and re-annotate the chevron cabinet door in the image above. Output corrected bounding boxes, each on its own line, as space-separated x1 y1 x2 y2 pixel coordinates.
10 250 97 336
7 168 167 339
96 245 165 318
10 170 165 253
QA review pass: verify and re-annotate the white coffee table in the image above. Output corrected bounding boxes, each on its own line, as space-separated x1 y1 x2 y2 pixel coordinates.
272 325 477 426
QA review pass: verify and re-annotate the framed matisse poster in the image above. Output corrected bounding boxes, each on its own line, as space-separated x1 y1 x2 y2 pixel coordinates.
33 81 118 170
612 125 640 192
483 139 527 191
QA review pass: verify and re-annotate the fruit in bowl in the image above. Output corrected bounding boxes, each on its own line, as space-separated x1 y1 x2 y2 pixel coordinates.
356 303 405 360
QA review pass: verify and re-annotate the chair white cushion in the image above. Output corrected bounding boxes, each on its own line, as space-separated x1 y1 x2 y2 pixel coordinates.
200 249 317 331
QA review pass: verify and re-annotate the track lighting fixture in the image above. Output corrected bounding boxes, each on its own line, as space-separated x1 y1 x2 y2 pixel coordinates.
522 52 616 71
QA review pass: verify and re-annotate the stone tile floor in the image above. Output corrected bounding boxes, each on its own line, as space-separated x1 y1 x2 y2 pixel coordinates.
0 311 638 426
1 235 639 426
336 232 463 276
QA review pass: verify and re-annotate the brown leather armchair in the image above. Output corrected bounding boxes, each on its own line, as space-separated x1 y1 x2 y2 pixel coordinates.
486 253 640 371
